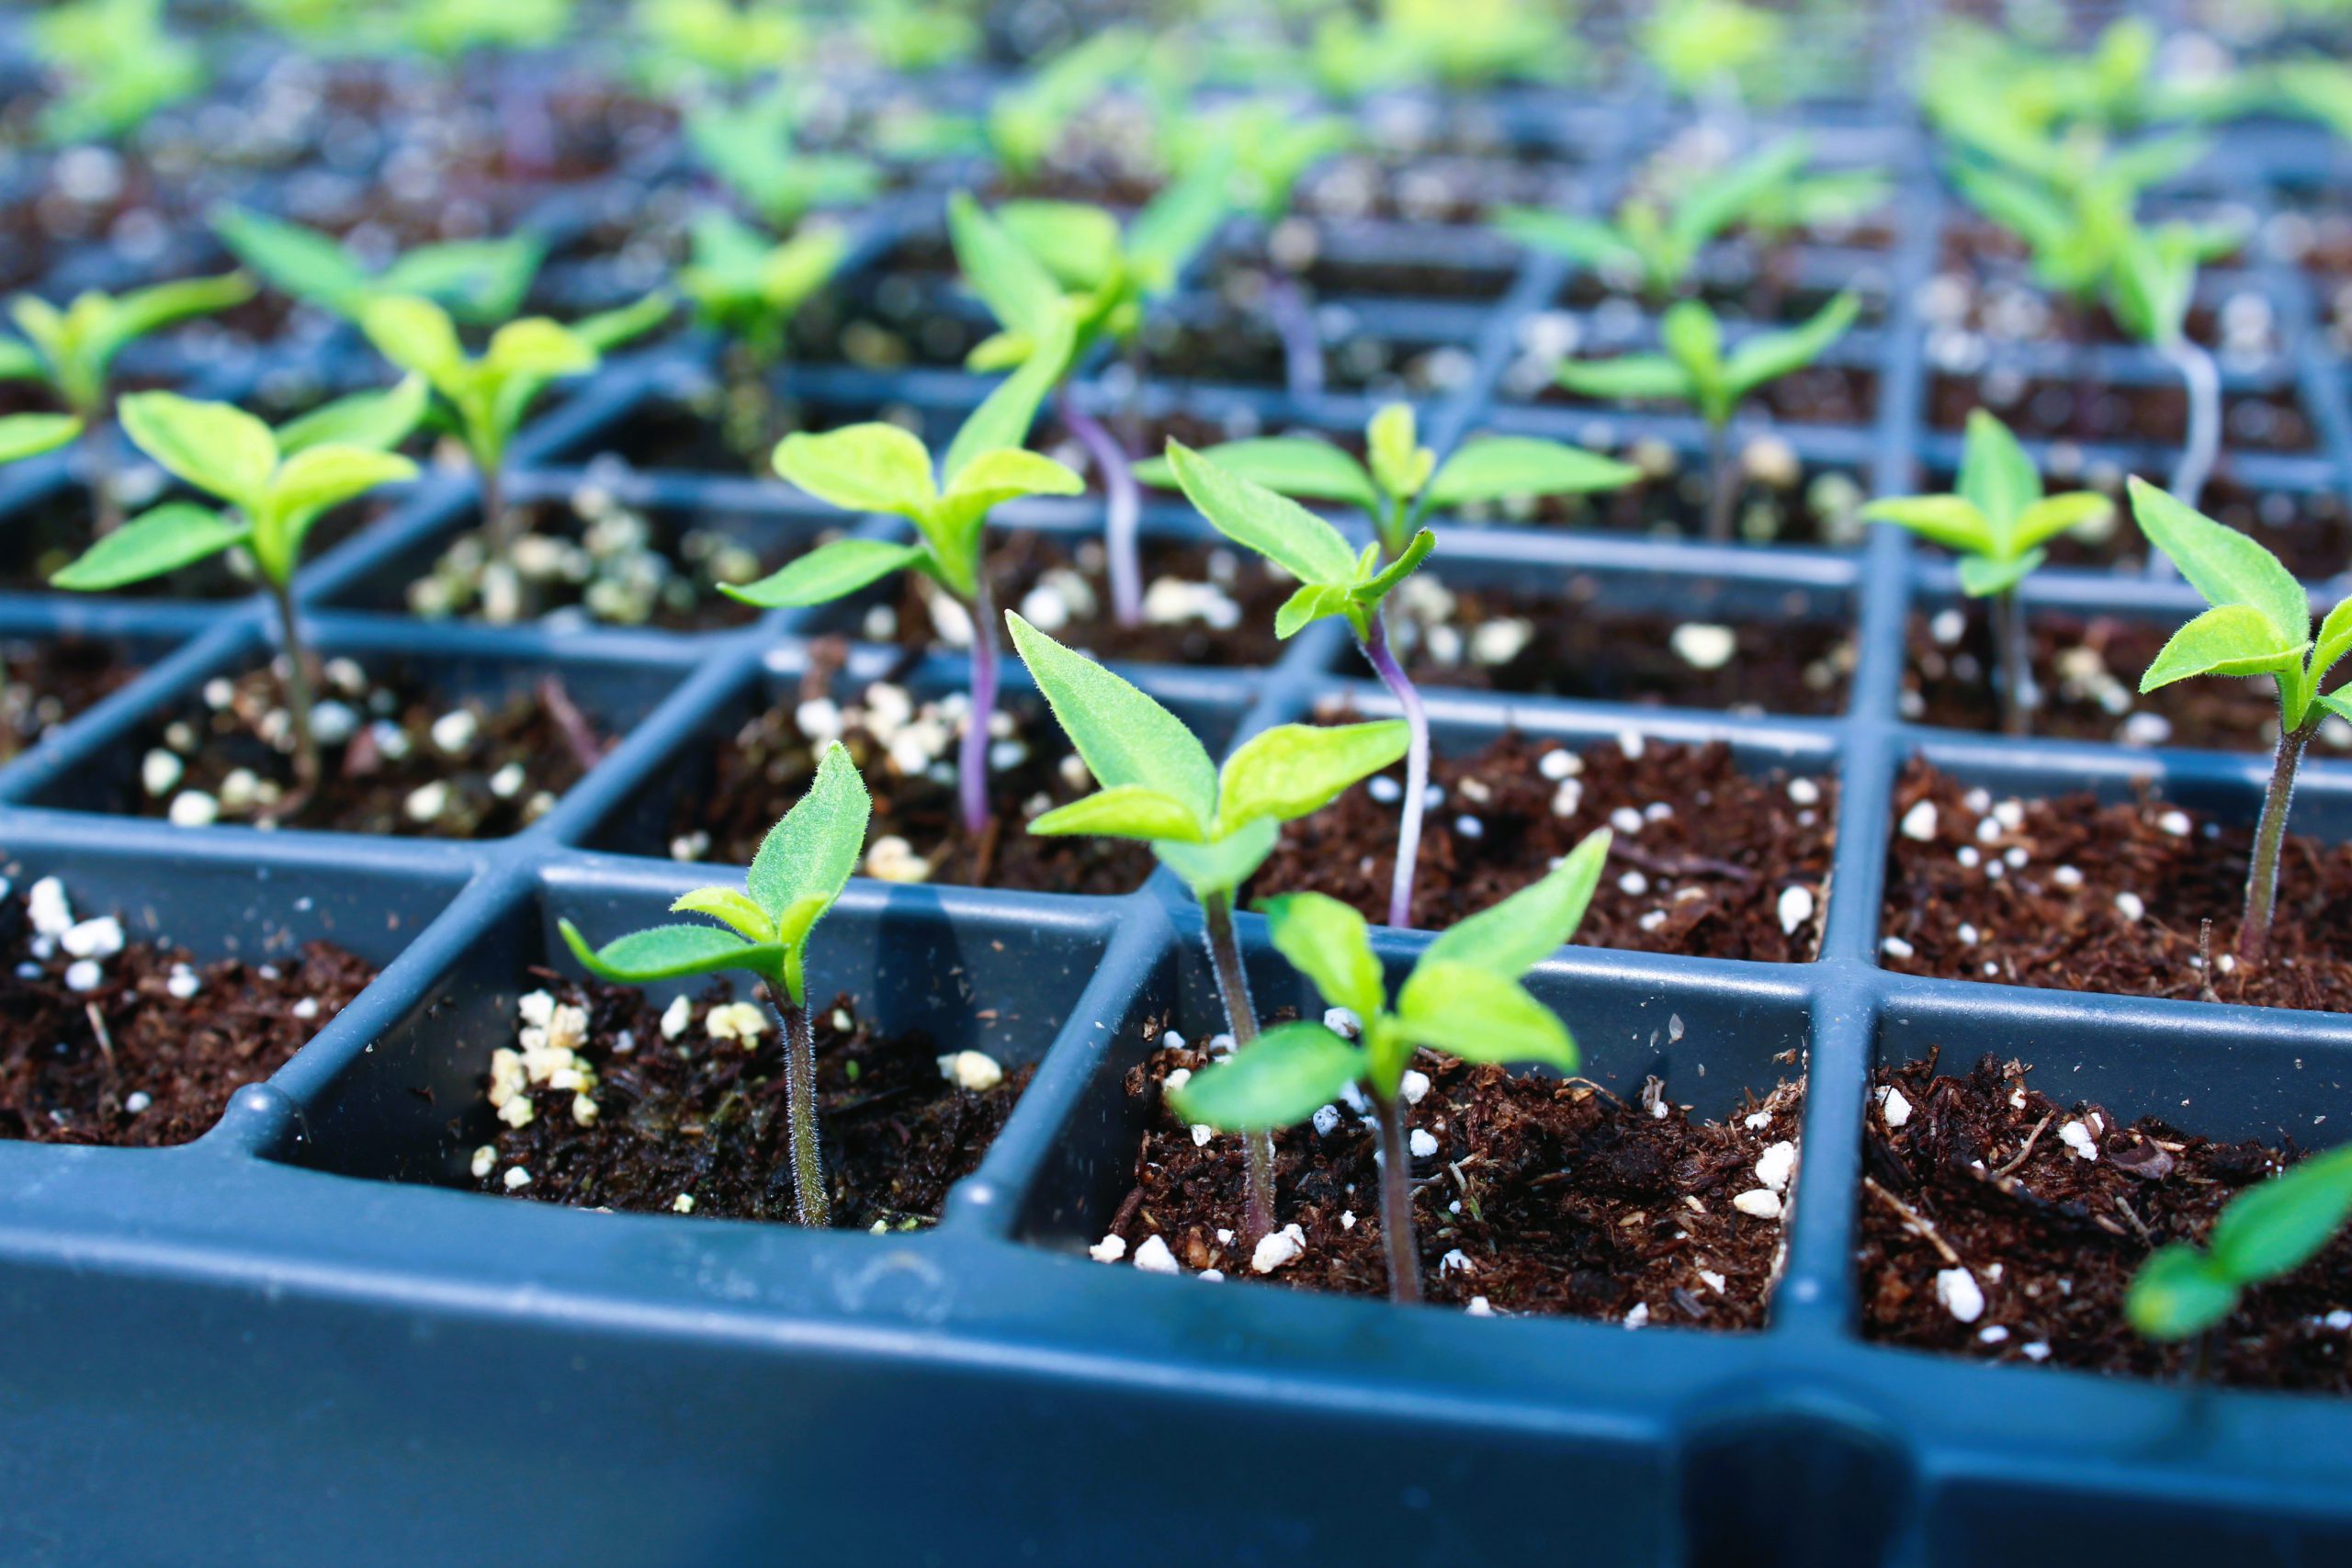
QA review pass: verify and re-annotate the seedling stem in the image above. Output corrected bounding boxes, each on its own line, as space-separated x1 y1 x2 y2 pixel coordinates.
1200 888 1277 1242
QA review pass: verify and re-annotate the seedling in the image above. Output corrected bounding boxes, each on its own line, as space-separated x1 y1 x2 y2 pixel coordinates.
29 0 204 143
1924 18 2237 148
394 0 570 57
983 30 1147 183
360 291 674 554
949 169 1235 625
2129 1143 2352 1343
1862 412 2111 734
718 318 1080 835
51 383 425 794
2110 220 2224 513
679 210 847 454
1007 610 1409 1241
0 273 257 533
1641 0 1786 103
2128 479 2352 964
1944 131 2229 309
685 88 883 232
561 741 869 1228
1553 293 1860 541
212 207 545 326
632 0 804 92
1171 831 1609 1302
1144 413 1634 927
0 415 84 469
847 0 981 73
1306 0 1578 96
1498 138 1870 303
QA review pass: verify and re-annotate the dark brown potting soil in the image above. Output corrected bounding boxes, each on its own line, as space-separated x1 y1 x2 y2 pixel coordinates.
1252 730 1835 960
473 978 1030 1229
122 660 604 838
1928 373 2314 454
1105 1035 1804 1322
1881 761 2352 1011
1860 1052 2352 1392
0 910 374 1147
4 636 140 749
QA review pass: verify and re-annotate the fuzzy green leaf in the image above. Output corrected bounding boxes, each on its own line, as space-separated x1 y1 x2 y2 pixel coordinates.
1154 817 1282 897
1422 436 1639 506
1366 404 1431 501
378 235 546 322
1724 290 1859 400
276 376 429 456
1395 962 1577 1072
2313 690 2352 728
1167 1021 1364 1132
772 423 936 516
670 887 775 944
1135 437 1379 514
1554 352 1692 403
211 206 368 310
721 538 930 608
1860 494 1994 556
746 740 868 954
268 446 417 525
571 292 675 355
997 201 1124 290
1127 153 1236 292
1956 409 2041 536
1165 440 1359 585
1259 891 1384 1022
52 503 251 591
2140 604 2307 692
105 273 256 356
119 390 277 512
942 309 1076 482
1352 528 1436 604
0 412 82 464
559 919 783 983
2313 598 2352 682
0 337 45 383
1006 612 1218 828
2126 1245 2241 1341
1273 582 1359 639
941 446 1084 512
1425 828 1611 977
2129 478 2309 648
1214 719 1409 838
1028 784 1207 843
2011 491 2112 554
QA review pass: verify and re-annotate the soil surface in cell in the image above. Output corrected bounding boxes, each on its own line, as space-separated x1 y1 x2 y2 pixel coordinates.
1395 583 1852 712
3 637 141 749
665 659 1153 896
1534 359 1878 426
1928 373 2313 453
1882 761 2352 1010
1905 609 2296 752
2032 477 2349 581
0 895 373 1147
1520 455 1863 549
121 660 605 837
885 533 1293 670
1860 1052 2352 1392
1252 731 1835 959
401 502 769 630
474 979 1030 1229
1104 1036 1804 1321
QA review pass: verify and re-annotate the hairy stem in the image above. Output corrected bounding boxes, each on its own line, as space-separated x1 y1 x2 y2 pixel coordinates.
266 577 321 795
1361 612 1430 930
959 575 999 836
2240 722 2313 964
1374 1090 1422 1304
1702 418 1739 543
1265 270 1325 401
2161 334 2222 515
1059 389 1142 626
1201 889 1275 1244
1992 589 2038 738
766 991 830 1227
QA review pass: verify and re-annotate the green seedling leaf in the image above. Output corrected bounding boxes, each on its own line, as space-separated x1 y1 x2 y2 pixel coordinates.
1153 818 1282 897
119 390 277 513
1167 1020 1364 1130
1868 412 2109 603
773 423 936 515
360 294 468 385
1724 290 1860 400
1957 406 2042 530
1005 611 1218 829
1274 582 1361 639
1425 828 1611 978
1395 961 1577 1071
2141 604 2307 691
2129 477 2309 650
275 376 429 457
51 503 250 590
1164 440 1359 585
671 887 776 944
0 412 82 464
560 919 784 983
1259 891 1384 1023
948 191 1067 341
1135 437 1380 514
1366 404 1431 501
1422 436 1641 506
2312 598 2352 682
2125 1245 2241 1340
746 740 868 999
1862 494 1995 555
942 308 1076 482
2129 1145 2352 1341
572 291 676 355
1554 353 1693 403
1214 720 1409 839
1493 209 1645 277
1955 550 2045 599
1029 784 1210 843
720 539 932 608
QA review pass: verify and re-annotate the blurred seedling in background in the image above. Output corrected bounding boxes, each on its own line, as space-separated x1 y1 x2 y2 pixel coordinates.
1641 0 1786 109
678 211 848 456
562 742 869 1227
359 290 674 556
1863 411 2110 735
212 207 546 326
2129 479 2352 964
629 0 805 95
718 318 1079 836
948 167 1235 625
2130 1143 2352 1346
1172 832 1608 1302
1008 611 1408 1242
686 87 884 231
29 0 206 143
51 383 425 796
1553 292 1860 541
0 273 256 534
1305 0 1580 97
2109 218 2227 513
1146 411 1633 925
982 30 1148 184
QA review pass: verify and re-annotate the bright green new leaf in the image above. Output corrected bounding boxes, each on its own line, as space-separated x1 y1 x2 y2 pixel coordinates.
560 919 785 984
2140 604 2308 691
1724 291 1860 400
942 446 1085 513
1028 784 1208 843
1164 440 1359 585
360 294 467 385
773 423 936 515
484 318 598 379
1005 611 1218 829
1214 720 1410 839
1425 829 1611 978
1860 494 1993 555
1555 353 1693 403
947 191 1065 341
1423 437 1642 507
1274 582 1360 639
941 309 1076 482
1955 550 2044 599
1259 891 1384 1022
1366 404 1431 501
720 539 932 608
275 376 429 457
670 887 775 944
1167 1021 1365 1131
2208 1145 2352 1283
51 503 252 591
745 740 868 997
2312 598 2352 682
1395 961 1577 1070
119 390 277 513
1956 407 2042 534
1153 818 1282 897
2011 492 2113 554
0 412 82 464
1136 437 1381 514
2128 477 2309 649
2125 1245 2241 1340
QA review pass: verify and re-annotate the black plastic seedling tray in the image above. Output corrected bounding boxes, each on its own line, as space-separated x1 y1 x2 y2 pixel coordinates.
7 15 2352 1562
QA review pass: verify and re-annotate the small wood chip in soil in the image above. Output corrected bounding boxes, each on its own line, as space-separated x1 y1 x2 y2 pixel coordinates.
0 897 374 1147
1252 729 1835 957
1883 761 2352 1010
1860 1053 2352 1393
472 979 1030 1230
1110 1040 1804 1322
